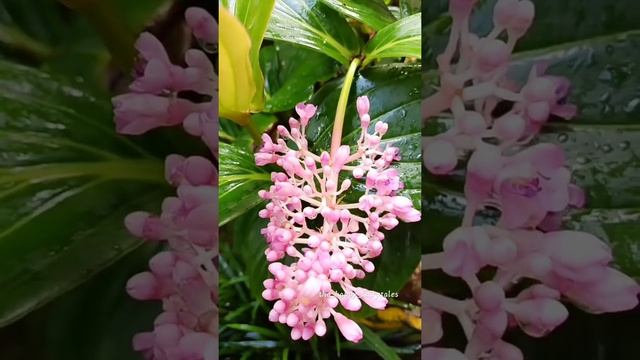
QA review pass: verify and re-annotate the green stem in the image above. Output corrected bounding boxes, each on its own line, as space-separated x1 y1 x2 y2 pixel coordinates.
58 0 135 70
330 57 361 157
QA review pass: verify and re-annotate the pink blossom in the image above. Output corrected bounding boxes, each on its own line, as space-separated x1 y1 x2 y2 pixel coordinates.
255 96 419 342
421 0 639 358
114 7 217 360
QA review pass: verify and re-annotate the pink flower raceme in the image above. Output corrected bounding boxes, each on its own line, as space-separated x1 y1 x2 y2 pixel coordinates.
422 0 639 358
113 7 217 360
255 97 420 342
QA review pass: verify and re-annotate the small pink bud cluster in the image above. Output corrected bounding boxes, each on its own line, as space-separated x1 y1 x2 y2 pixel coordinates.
113 7 217 154
422 1 639 359
255 96 420 342
112 7 217 360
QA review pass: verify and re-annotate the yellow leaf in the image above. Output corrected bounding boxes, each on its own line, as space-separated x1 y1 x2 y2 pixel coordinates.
377 307 406 322
219 6 257 125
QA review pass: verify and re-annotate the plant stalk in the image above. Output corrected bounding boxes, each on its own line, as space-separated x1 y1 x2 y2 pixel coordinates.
330 57 361 157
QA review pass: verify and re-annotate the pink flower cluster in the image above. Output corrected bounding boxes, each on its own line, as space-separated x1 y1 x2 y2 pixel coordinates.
113 7 217 154
422 1 639 359
112 7 217 360
255 97 420 342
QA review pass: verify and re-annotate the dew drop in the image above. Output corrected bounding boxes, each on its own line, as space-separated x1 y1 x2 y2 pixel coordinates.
618 141 631 150
557 133 569 143
624 98 640 113
576 157 588 165
600 144 613 153
605 44 615 55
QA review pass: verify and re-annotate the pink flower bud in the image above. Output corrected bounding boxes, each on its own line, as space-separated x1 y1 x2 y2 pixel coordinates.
492 341 524 360
356 96 370 117
457 111 486 135
474 282 505 311
510 298 568 337
333 312 363 343
422 308 443 345
315 319 327 336
424 140 458 175
494 113 525 141
353 287 387 310
374 121 388 135
127 272 160 300
474 39 510 73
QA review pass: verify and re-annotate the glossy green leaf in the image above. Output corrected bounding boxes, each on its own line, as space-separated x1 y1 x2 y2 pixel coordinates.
260 42 338 112
220 113 278 151
364 13 421 65
468 0 640 52
231 208 269 299
219 143 270 226
318 0 396 30
0 61 166 327
360 325 401 360
37 244 161 360
265 0 362 65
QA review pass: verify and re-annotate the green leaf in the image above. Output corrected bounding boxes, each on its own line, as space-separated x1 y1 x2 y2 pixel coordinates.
225 323 282 339
0 61 166 327
364 13 421 65
260 42 339 112
219 143 271 226
265 0 362 65
0 0 169 88
468 0 640 52
221 113 278 151
399 0 421 18
232 208 269 299
36 244 162 360
318 0 396 31
360 325 401 360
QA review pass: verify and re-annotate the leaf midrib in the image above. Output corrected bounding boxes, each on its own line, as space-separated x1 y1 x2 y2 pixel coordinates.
0 160 164 184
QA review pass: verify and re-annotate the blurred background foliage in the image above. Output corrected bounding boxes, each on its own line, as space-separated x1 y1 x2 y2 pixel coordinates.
0 0 217 359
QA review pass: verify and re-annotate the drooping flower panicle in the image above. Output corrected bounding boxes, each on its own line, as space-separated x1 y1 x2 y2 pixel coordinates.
255 96 420 342
422 1 639 359
112 7 218 360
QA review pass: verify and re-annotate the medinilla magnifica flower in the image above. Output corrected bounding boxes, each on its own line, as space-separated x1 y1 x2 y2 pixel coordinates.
112 7 217 360
422 0 639 358
255 96 420 342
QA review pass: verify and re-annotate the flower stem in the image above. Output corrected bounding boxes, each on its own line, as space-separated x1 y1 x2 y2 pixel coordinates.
330 57 361 157
422 289 465 315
